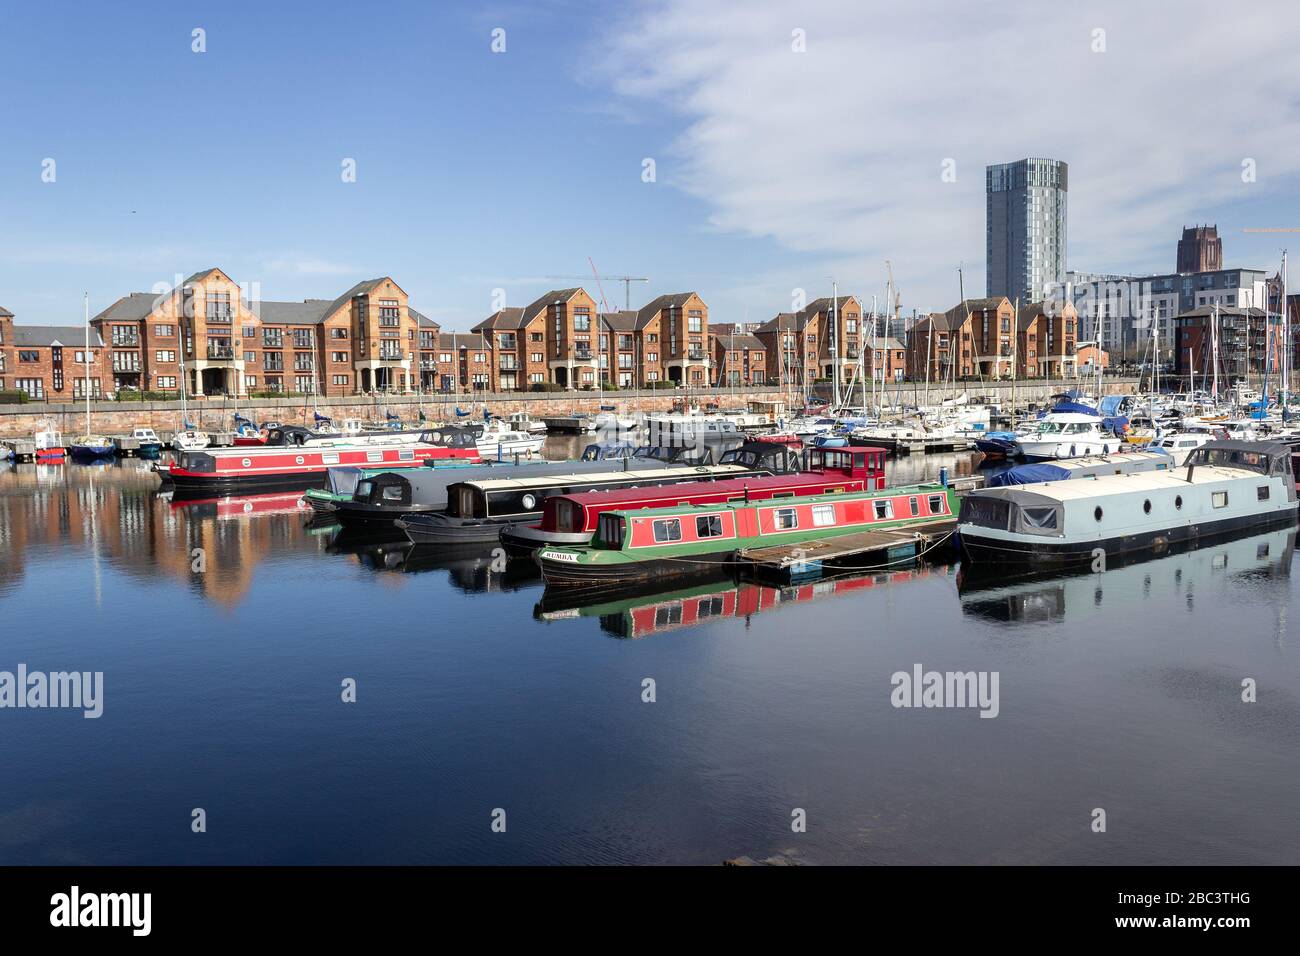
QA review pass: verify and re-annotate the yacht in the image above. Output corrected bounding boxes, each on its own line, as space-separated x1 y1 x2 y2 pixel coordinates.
476 420 545 459
1013 413 1123 462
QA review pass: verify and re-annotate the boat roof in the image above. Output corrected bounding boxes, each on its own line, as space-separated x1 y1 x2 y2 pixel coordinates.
450 463 747 491
602 483 949 520
967 464 1270 504
554 471 869 509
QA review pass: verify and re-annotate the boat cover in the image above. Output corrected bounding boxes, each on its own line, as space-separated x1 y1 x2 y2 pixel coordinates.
988 463 1073 487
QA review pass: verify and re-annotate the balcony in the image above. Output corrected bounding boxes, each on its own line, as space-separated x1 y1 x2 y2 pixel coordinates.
846 348 860 359
687 350 707 361
573 349 593 362
206 346 235 360
205 311 233 325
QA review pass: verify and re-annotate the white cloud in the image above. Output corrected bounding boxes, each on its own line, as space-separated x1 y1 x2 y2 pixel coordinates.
600 0 1300 312
260 256 364 278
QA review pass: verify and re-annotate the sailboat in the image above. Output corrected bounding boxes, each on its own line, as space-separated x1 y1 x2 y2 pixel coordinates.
68 294 116 460
172 359 211 451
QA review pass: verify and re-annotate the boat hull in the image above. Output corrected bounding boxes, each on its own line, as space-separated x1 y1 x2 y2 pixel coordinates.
538 549 735 588
69 445 116 459
959 507 1298 570
499 523 593 556
395 513 514 546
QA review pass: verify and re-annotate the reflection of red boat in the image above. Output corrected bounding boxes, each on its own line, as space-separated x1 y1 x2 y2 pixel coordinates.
168 490 312 518
536 565 935 639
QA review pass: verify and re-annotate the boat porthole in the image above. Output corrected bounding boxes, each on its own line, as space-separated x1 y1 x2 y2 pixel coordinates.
1094 506 1103 522
1143 499 1151 514
522 494 537 510
242 458 252 468
1175 495 1183 510
296 455 305 465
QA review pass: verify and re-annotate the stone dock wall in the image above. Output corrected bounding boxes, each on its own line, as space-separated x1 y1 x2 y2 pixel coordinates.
0 379 1139 438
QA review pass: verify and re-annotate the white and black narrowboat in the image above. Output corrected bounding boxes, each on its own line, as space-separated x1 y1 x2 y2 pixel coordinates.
957 440 1298 571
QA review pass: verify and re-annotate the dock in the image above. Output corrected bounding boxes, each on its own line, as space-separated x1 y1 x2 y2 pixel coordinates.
2 438 38 461
542 416 589 434
737 518 958 583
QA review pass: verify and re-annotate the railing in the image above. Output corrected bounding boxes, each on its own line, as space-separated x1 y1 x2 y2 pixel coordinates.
573 350 593 361
687 351 707 361
378 350 405 361
111 336 140 347
207 346 235 360
205 311 232 324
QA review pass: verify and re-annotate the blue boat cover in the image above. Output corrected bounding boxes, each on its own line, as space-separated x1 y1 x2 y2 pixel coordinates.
988 463 1073 487
1098 395 1125 417
1051 400 1099 416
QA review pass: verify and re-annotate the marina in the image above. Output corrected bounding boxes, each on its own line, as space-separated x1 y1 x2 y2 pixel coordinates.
2 438 1297 868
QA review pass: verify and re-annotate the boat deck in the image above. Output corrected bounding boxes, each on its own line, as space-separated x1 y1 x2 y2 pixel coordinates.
737 517 958 582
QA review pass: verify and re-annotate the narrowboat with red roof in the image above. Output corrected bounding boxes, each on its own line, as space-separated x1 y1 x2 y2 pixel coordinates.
157 433 481 496
501 444 886 554
536 481 958 587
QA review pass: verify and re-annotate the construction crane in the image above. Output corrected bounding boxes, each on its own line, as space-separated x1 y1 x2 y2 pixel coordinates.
545 272 648 310
884 259 901 336
1242 228 1300 233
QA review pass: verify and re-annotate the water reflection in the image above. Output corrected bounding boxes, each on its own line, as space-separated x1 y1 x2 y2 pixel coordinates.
958 526 1296 624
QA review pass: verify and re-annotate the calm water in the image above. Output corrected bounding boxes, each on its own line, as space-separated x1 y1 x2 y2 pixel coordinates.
1 441 1297 865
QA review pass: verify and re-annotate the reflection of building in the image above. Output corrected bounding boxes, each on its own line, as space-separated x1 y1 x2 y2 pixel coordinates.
0 465 322 608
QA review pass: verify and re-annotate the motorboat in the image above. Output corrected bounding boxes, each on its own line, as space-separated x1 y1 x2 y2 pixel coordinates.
172 429 212 451
1012 413 1124 462
476 420 545 459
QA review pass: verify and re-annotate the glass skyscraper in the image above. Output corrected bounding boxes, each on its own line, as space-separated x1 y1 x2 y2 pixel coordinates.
986 158 1068 304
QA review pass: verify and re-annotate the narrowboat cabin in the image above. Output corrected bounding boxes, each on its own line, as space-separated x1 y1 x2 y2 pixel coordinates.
501 445 886 554
158 436 481 496
536 483 959 587
395 461 779 546
957 440 1298 571
322 450 704 529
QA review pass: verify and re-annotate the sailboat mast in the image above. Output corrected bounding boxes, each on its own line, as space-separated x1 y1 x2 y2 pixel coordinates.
83 292 92 434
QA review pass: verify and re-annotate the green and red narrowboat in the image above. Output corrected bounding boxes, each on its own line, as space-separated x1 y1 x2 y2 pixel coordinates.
536 482 959 588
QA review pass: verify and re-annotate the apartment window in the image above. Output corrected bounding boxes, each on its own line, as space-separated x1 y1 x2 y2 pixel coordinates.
573 311 591 331
113 352 141 372
378 299 400 327
155 324 175 337
110 325 138 346
473 352 485 362
72 378 102 399
331 328 348 339
581 370 595 383
528 372 543 383
206 291 232 322
647 352 658 362
652 518 682 542
156 350 176 363
293 328 312 348
156 376 177 388
688 313 702 333
295 375 315 392
264 353 284 371
531 332 543 342
332 351 348 363
263 328 282 348
242 351 255 362
618 353 633 368
15 378 43 398
529 352 543 363
242 325 257 339
333 375 349 386
294 352 314 371
439 352 452 363
618 335 633 350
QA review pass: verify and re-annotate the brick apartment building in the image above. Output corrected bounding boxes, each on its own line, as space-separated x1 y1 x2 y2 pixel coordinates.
84 268 442 398
907 297 1023 380
708 324 767 386
1172 305 1280 383
0 305 108 400
1015 300 1080 377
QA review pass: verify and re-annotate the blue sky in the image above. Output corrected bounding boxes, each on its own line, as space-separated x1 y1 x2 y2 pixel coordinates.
3 0 1299 329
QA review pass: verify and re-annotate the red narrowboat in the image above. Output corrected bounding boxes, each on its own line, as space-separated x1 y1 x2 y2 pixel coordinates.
501 444 886 554
157 441 481 496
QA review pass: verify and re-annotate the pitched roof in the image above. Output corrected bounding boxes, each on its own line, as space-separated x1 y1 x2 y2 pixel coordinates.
599 310 639 332
947 297 1007 320
473 307 528 332
1175 305 1266 320
716 333 765 351
755 312 802 334
92 292 160 324
522 289 582 323
873 337 906 350
409 307 438 329
10 325 105 347
321 278 396 320
182 267 221 286
438 332 488 349
636 292 699 327
255 299 334 325
803 295 860 315
0 305 13 318
911 312 951 334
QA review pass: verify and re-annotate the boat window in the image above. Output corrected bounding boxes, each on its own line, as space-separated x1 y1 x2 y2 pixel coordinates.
928 495 944 513
773 491 795 498
596 514 624 547
1258 485 1270 501
1213 492 1228 509
1094 506 1103 522
874 499 894 520
356 481 373 499
811 504 836 527
696 514 724 538
655 604 683 627
323 453 340 464
653 518 682 542
1143 499 1151 514
774 508 798 530
382 486 403 501
366 450 382 462
399 448 414 461
697 597 725 618
1020 506 1058 531
1175 495 1183 510
909 496 919 517
960 496 1009 529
